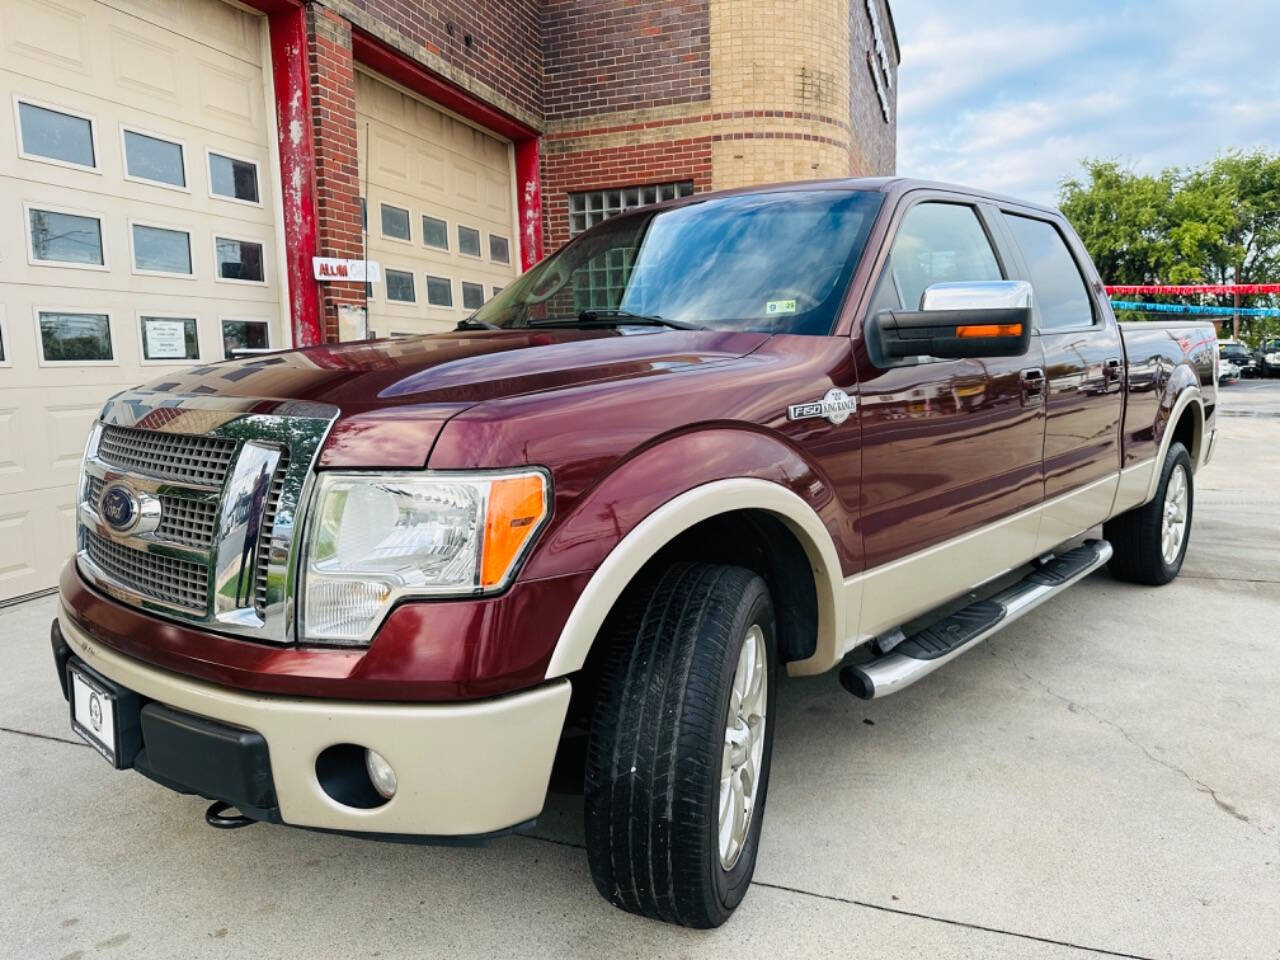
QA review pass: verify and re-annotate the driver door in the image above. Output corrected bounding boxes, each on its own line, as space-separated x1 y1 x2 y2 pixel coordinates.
854 196 1047 639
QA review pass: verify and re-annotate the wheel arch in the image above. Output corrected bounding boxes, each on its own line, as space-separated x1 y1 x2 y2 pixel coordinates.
1144 384 1204 504
543 477 846 681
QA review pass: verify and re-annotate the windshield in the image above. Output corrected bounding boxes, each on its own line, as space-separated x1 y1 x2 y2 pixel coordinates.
1220 344 1248 357
470 190 883 335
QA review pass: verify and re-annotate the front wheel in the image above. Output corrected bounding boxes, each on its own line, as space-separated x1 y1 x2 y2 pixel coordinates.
583 563 777 928
1105 441 1194 585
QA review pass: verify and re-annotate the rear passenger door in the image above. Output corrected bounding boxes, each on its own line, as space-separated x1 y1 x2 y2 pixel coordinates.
997 212 1123 552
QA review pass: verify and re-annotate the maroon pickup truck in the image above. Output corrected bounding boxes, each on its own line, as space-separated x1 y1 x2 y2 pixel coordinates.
52 177 1217 927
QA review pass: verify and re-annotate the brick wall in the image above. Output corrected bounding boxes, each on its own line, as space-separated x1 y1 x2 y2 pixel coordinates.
543 0 710 122
306 6 363 342
542 133 714 248
330 0 542 125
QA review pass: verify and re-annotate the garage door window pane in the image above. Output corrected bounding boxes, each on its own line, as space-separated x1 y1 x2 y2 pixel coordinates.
216 238 265 282
461 282 486 310
385 269 416 303
489 235 510 264
423 215 448 250
381 204 411 241
222 320 269 358
124 130 185 187
29 208 104 266
458 226 482 257
426 276 453 307
133 224 192 274
18 102 95 168
140 316 199 360
1004 214 1094 330
209 152 259 203
39 311 112 362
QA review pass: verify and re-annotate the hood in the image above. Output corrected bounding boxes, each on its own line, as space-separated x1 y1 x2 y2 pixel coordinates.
138 328 769 468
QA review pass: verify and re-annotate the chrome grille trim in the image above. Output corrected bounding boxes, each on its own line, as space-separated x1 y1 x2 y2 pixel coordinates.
76 389 340 645
98 424 237 487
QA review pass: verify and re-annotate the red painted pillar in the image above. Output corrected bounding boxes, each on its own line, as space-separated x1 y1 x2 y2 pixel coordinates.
515 137 544 271
267 7 323 347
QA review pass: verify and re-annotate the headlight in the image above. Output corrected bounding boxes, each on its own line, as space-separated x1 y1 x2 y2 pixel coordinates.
301 469 550 644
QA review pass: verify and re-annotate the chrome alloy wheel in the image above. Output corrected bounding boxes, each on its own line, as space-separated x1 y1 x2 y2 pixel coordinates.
1162 463 1189 565
718 623 767 870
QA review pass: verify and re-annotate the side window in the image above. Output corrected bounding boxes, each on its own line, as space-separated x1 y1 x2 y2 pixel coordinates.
873 202 1003 313
1004 214 1093 330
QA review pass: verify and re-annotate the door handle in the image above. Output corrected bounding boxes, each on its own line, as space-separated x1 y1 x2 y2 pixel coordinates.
1104 357 1121 370
1020 367 1045 404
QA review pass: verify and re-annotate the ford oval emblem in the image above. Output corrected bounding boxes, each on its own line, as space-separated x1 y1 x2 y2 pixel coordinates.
100 484 138 531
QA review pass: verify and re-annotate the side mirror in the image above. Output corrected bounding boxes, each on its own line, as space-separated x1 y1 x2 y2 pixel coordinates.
871 280 1034 360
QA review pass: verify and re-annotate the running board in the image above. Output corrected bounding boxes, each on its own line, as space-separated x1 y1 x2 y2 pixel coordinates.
839 539 1113 700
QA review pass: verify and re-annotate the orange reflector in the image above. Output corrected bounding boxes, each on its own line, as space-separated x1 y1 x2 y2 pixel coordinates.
481 473 548 588
956 323 1022 338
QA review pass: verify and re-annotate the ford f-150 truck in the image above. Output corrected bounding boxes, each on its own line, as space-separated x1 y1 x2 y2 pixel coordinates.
51 178 1217 928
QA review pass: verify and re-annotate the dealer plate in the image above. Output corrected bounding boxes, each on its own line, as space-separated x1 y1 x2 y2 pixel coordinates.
69 664 118 765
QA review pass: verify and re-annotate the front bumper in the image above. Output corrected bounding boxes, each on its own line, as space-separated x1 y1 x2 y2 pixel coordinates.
56 612 571 838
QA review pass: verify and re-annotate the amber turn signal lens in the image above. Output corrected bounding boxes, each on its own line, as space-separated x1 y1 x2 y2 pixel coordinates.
481 473 548 588
956 323 1023 338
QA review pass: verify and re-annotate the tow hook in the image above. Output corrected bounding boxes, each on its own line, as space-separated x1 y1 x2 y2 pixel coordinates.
205 800 256 829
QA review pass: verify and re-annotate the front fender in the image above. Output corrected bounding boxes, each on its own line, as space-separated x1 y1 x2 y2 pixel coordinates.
531 428 853 680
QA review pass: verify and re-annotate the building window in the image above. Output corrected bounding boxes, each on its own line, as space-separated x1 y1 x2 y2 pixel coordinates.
16 100 96 169
208 151 260 203
489 234 510 264
385 269 416 303
426 276 453 307
132 223 193 276
423 215 449 250
221 318 269 358
123 129 185 188
569 181 694 236
457 225 482 257
27 207 105 267
492 285 504 298
214 237 265 283
359 197 367 231
140 316 199 361
38 311 113 363
381 203 411 242
461 282 485 310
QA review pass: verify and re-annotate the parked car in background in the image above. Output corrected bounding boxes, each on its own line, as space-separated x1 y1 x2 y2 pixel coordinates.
1218 344 1243 384
50 178 1217 928
1218 341 1257 379
1257 338 1280 378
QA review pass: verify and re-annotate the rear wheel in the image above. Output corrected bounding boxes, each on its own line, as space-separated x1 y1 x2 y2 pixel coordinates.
583 562 777 928
1105 441 1194 585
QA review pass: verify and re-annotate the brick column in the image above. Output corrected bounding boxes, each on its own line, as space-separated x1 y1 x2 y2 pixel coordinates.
305 5 363 342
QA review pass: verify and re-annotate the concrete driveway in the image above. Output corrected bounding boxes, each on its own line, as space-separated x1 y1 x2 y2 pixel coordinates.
4 382 1278 960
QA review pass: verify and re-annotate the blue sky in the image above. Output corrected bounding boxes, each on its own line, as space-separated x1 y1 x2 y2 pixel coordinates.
891 0 1280 206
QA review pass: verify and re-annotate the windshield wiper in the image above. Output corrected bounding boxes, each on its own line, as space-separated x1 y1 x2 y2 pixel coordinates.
455 316 501 331
529 310 704 330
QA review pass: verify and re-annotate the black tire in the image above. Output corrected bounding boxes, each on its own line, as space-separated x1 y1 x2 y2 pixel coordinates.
583 562 777 928
1104 441 1194 585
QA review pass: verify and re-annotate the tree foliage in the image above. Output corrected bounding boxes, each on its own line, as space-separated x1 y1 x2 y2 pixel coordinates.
1058 150 1280 340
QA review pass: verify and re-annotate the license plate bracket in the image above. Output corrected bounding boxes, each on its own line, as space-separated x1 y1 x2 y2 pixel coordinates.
68 659 142 769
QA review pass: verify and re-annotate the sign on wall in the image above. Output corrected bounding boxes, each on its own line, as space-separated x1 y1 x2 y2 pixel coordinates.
312 258 382 282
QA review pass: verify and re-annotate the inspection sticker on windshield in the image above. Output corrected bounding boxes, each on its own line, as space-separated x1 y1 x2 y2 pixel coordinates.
766 299 797 315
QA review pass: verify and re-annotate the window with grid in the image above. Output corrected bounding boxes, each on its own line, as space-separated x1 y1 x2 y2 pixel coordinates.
568 181 694 237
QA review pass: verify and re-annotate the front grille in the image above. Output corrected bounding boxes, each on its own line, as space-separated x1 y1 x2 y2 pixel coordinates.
253 450 290 617
85 474 218 549
98 424 237 487
83 529 209 612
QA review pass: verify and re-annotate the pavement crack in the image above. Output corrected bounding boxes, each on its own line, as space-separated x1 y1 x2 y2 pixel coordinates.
0 725 89 748
988 648 1275 842
516 834 1156 958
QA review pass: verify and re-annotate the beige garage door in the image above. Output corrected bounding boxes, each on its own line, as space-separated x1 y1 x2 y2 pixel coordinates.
0 0 284 602
356 69 518 338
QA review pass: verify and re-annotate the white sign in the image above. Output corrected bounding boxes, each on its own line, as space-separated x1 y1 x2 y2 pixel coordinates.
865 0 893 89
312 257 382 282
144 318 188 359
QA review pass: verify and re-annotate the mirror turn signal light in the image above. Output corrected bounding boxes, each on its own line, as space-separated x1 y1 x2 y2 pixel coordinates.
481 472 549 588
956 323 1023 338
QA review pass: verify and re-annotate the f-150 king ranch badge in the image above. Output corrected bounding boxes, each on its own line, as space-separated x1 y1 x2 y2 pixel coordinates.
787 387 857 425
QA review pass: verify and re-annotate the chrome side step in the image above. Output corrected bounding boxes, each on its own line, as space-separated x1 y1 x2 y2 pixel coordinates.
839 539 1113 700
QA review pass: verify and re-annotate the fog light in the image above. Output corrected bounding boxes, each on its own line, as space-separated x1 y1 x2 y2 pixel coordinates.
365 749 398 799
